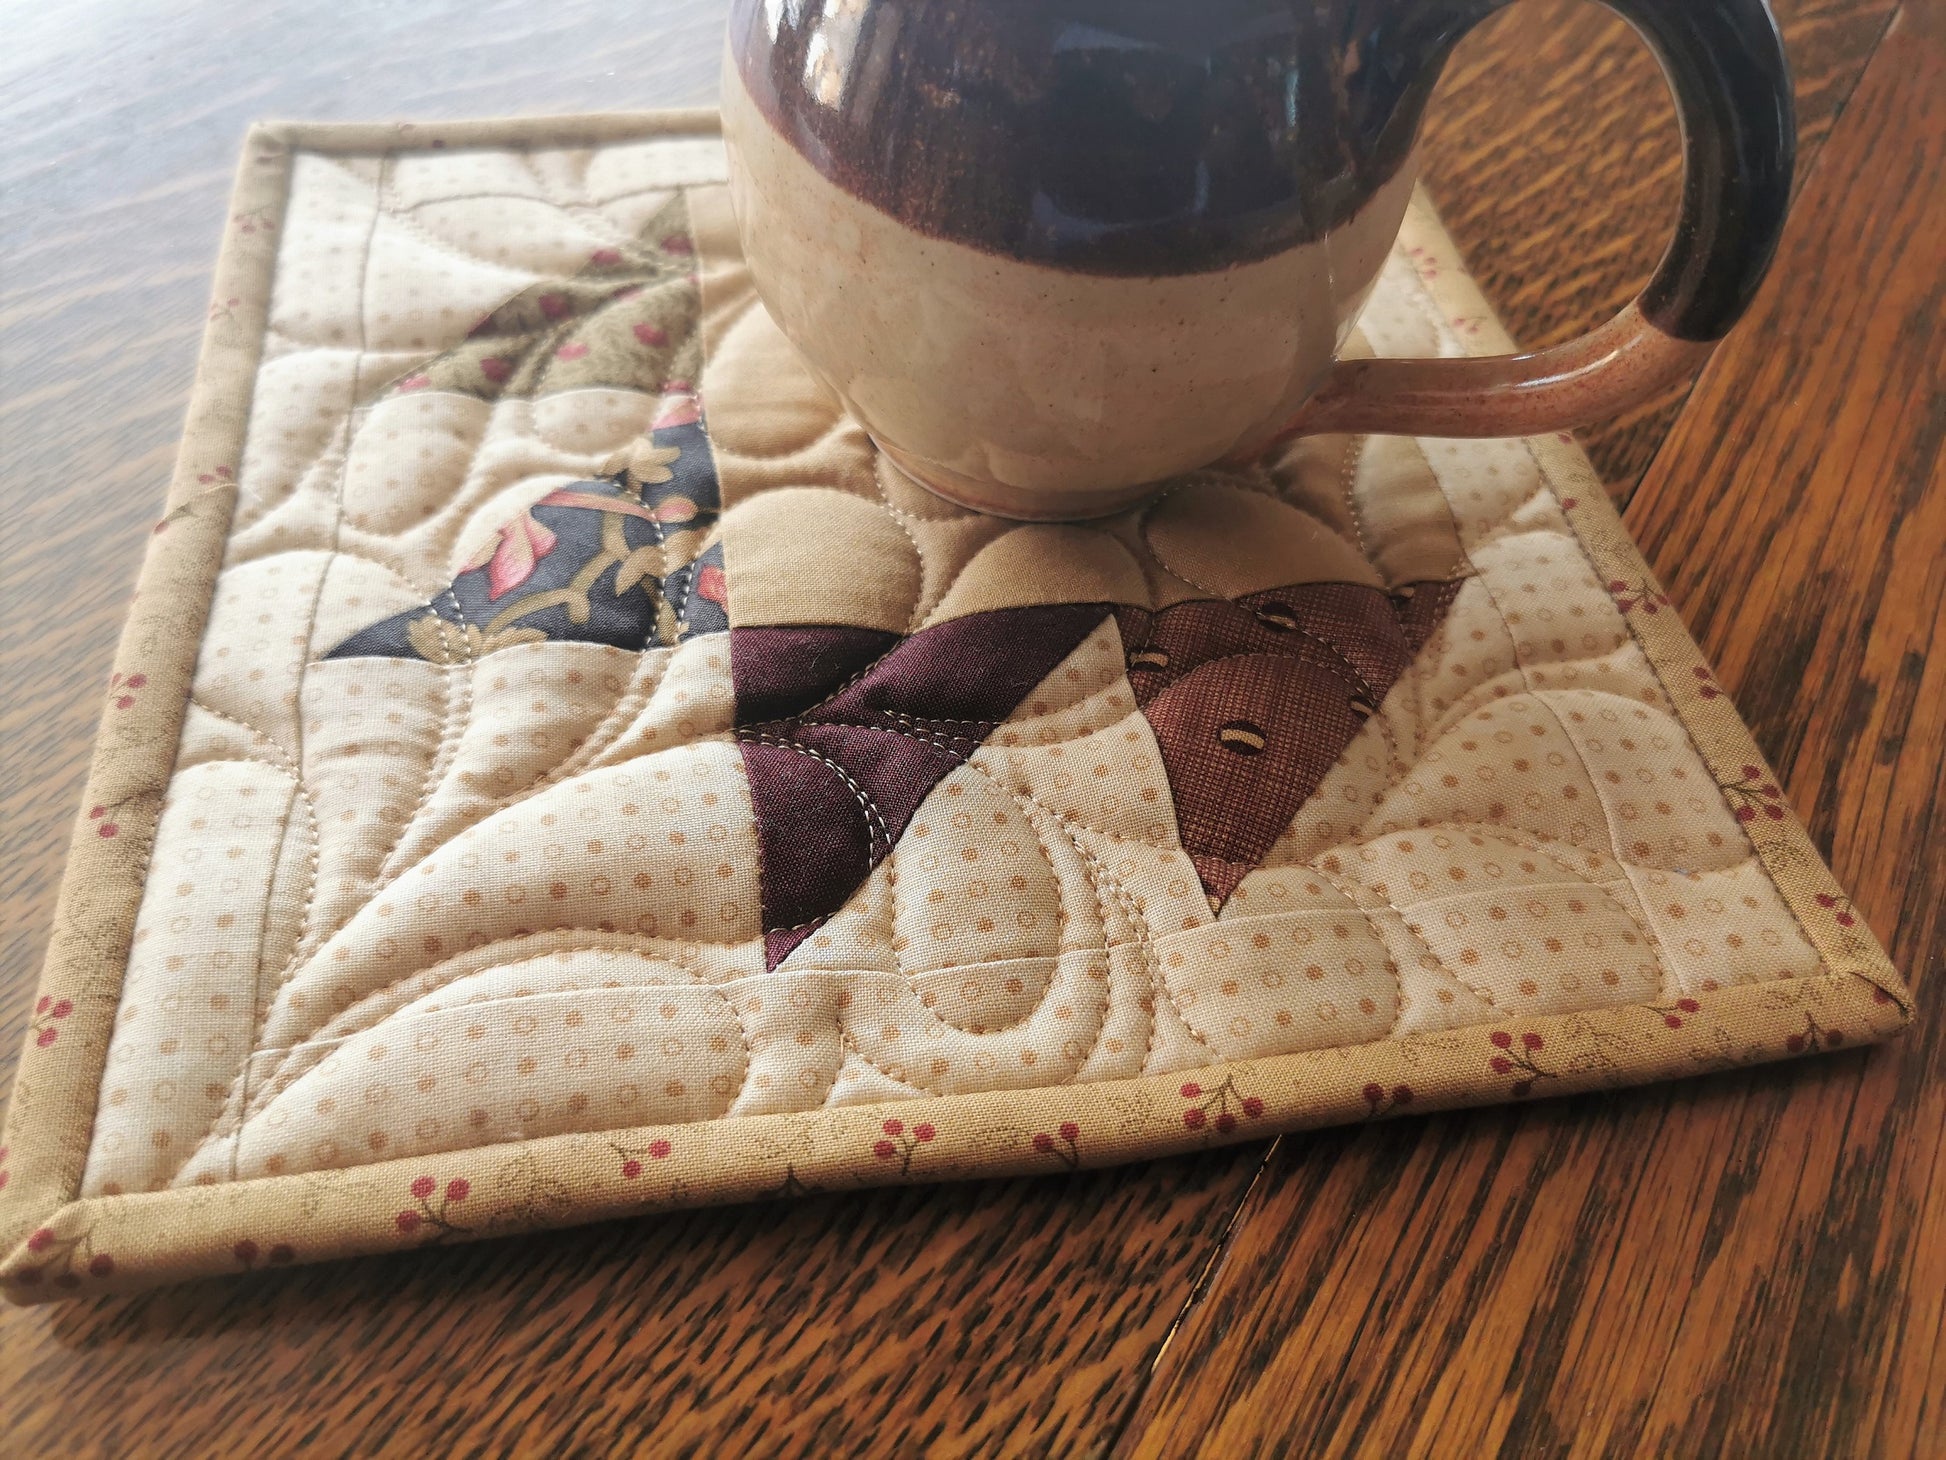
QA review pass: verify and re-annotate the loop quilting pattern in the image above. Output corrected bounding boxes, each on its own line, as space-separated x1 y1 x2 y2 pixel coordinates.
77 134 1833 1199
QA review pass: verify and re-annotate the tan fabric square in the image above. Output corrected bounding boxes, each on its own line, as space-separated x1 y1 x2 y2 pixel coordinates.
0 114 1905 1302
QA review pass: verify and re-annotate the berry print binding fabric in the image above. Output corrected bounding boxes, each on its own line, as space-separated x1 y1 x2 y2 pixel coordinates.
0 113 1909 1301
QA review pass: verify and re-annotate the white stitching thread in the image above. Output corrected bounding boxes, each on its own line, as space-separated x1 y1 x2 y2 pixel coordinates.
736 730 891 863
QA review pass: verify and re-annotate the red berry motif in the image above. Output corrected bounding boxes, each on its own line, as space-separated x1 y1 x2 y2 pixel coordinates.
612 1137 674 1178
14 1222 113 1286
1814 891 1861 929
105 670 149 711
1692 665 1724 700
29 993 73 1048
1650 996 1704 1030
1486 1030 1555 1094
1720 768 1787 823
1030 1122 1084 1171
590 248 622 266
633 322 668 348
231 1238 297 1269
869 1115 939 1175
1609 578 1671 615
395 1173 472 1242
1178 1075 1265 1140
1360 1081 1414 1119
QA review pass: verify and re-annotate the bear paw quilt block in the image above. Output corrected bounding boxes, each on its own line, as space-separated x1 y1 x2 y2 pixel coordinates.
0 112 1908 1300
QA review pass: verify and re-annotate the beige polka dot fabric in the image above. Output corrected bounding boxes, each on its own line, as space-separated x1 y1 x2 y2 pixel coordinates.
0 115 1907 1301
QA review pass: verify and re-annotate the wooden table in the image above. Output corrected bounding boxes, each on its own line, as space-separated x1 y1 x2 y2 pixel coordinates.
2 3 1939 1453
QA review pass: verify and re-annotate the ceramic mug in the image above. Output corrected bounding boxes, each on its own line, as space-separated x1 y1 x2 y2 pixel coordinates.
721 0 1793 520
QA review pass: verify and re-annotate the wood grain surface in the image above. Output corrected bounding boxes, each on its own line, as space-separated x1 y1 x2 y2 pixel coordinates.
0 2 1935 1455
1124 8 1945 1455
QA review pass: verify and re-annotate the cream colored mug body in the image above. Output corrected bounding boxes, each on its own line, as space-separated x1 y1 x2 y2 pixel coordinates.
723 0 1794 520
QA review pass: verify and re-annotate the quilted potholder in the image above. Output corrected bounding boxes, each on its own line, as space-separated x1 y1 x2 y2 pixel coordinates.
0 112 1909 1300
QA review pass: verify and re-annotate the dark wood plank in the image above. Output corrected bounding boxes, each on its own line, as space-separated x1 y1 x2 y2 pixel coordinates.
1419 0 1897 500
1118 10 1943 1455
0 1158 1267 1456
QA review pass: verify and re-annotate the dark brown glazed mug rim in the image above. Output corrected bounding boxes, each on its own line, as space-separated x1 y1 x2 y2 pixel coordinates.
728 0 1435 278
728 0 1795 343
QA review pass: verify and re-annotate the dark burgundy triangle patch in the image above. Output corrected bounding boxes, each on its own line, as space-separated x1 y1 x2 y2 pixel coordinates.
731 624 901 726
733 604 1112 969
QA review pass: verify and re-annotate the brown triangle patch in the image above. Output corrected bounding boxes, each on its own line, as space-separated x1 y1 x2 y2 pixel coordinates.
1120 580 1462 907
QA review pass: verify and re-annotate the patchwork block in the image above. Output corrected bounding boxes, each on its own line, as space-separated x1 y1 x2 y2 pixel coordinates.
0 113 1907 1300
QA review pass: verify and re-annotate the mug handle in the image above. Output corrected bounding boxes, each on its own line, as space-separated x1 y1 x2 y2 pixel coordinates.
1277 0 1795 440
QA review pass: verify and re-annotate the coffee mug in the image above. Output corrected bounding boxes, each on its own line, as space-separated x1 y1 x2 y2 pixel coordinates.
722 0 1793 520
